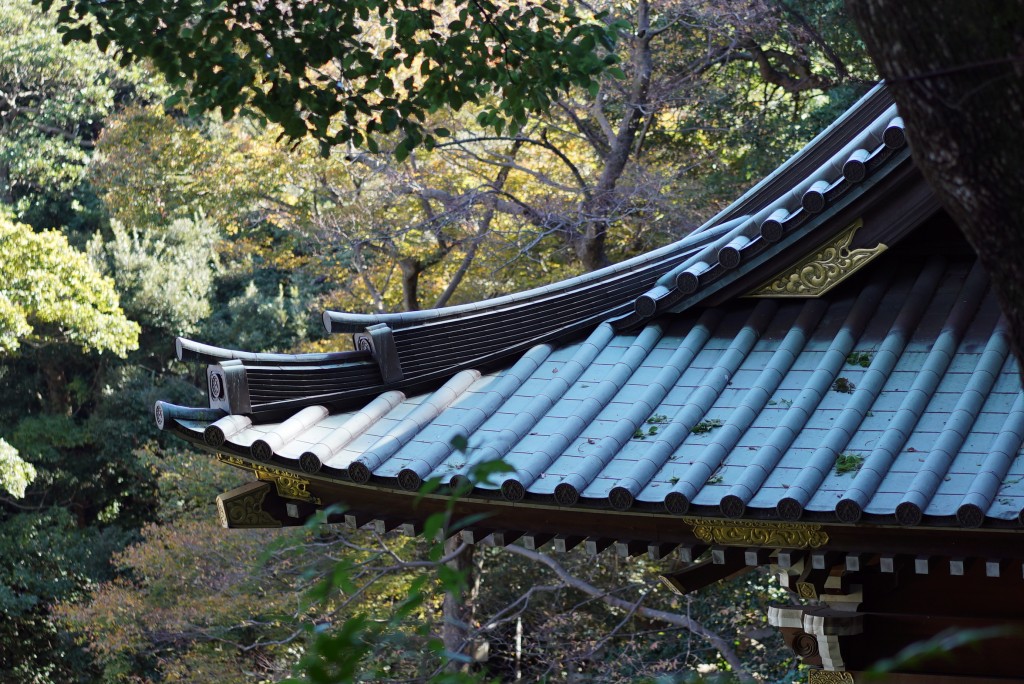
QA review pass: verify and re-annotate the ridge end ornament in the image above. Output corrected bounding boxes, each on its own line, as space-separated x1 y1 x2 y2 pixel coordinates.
683 517 829 549
747 219 886 298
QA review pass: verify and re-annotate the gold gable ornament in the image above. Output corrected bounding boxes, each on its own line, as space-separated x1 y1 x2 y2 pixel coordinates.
748 219 886 298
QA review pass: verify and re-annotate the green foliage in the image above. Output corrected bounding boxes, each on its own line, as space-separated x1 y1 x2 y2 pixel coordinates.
691 419 724 435
832 377 855 393
835 452 864 475
0 508 133 683
846 351 873 367
865 626 1016 678
1 2 880 681
0 436 35 498
43 0 621 154
88 214 219 336
90 105 289 234
0 0 160 227
60 518 310 682
0 214 139 356
202 277 318 353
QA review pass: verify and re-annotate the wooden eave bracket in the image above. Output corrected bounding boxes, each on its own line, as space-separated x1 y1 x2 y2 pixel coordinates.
660 550 750 595
353 323 404 384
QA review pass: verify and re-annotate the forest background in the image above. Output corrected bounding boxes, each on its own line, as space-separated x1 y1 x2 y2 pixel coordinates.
0 1 878 681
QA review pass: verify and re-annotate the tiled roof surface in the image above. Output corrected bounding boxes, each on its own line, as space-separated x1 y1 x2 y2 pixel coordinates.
160 250 1024 529
155 82 1024 532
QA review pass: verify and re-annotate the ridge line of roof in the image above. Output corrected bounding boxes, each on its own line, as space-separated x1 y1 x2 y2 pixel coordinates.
322 84 893 338
617 101 909 329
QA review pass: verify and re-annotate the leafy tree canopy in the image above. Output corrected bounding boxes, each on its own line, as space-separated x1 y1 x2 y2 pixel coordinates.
88 214 219 337
0 0 160 228
0 437 34 498
0 214 139 356
40 0 621 158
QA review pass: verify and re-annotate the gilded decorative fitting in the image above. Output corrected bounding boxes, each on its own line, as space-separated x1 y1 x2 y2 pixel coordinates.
807 671 854 684
217 454 321 503
748 219 886 297
683 517 829 549
796 581 818 600
216 481 281 529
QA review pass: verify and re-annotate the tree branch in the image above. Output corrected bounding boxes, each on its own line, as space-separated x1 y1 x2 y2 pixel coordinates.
503 544 754 682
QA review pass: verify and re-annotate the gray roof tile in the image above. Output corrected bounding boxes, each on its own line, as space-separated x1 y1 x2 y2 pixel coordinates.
167 252 1022 529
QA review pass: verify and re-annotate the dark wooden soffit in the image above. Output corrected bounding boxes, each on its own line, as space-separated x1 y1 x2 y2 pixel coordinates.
177 437 1024 565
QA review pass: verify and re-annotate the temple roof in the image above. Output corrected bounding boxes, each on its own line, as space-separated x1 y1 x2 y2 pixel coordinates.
170 84 920 422
155 83 1024 540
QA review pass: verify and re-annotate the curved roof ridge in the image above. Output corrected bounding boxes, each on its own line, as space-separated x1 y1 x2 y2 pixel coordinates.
323 84 896 339
322 218 740 334
171 84 911 422
620 97 907 328
175 336 370 364
156 250 1024 533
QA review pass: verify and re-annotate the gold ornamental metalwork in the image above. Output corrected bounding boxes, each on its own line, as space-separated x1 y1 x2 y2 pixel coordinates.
683 517 829 549
216 482 281 529
748 220 886 298
796 581 818 600
217 454 321 503
807 671 854 684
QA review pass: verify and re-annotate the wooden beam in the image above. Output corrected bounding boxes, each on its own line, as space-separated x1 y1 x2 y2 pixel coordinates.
811 550 842 571
845 552 864 572
554 535 585 553
615 540 648 558
373 518 402 535
647 542 677 560
344 512 374 529
660 555 750 595
745 547 773 566
522 533 554 551
679 544 709 563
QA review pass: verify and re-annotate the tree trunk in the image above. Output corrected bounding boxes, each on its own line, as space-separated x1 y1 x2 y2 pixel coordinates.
574 0 656 272
0 162 13 205
847 0 1024 380
399 258 421 312
41 363 71 416
441 538 475 670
